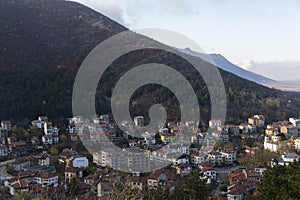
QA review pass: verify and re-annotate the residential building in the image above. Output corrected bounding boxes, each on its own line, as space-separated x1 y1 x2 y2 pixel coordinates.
160 132 176 143
221 151 236 164
209 120 222 129
65 167 83 182
38 152 51 167
289 117 300 127
0 146 8 156
5 179 28 195
248 115 265 127
134 116 144 127
1 120 11 131
271 153 300 167
34 172 58 187
44 122 59 135
42 134 59 145
191 153 207 165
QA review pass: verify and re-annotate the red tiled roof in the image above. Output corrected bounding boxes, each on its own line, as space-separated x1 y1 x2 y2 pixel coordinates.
11 179 28 189
36 172 57 179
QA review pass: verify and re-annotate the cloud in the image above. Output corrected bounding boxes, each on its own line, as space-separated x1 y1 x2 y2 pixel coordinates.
72 0 198 27
238 60 300 81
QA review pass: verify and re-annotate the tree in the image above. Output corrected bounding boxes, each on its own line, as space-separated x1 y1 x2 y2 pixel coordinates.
49 146 59 156
253 161 300 199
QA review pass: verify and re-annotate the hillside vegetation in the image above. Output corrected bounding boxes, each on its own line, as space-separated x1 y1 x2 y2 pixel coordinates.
0 0 299 124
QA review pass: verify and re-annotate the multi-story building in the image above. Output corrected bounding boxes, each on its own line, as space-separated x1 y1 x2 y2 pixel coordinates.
34 172 58 187
42 134 59 145
44 122 59 135
1 120 11 131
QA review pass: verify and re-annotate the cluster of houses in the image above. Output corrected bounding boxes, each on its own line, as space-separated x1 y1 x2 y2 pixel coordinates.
1 113 300 199
32 116 60 145
0 117 62 159
3 149 89 196
263 117 300 152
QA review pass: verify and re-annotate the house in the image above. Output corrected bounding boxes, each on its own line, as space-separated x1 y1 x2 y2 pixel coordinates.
175 154 189 165
247 171 262 182
65 167 83 182
239 124 249 134
209 120 222 129
92 150 108 167
31 116 48 129
280 125 298 138
271 153 300 167
264 136 280 152
38 152 51 167
220 151 236 164
229 168 262 185
134 116 144 127
185 121 198 129
69 116 84 124
289 117 300 127
34 172 58 187
248 115 265 127
254 163 267 175
191 153 207 165
220 130 229 143
200 166 217 184
245 146 258 156
1 120 11 131
146 170 176 189
8 141 27 156
42 134 59 145
160 132 176 143
227 183 247 200
207 152 223 165
0 146 8 156
59 149 89 168
191 133 204 145
0 128 8 138
176 163 192 177
44 122 59 135
227 125 240 134
248 124 257 133
5 179 28 195
126 176 146 190
97 181 111 197
68 125 78 134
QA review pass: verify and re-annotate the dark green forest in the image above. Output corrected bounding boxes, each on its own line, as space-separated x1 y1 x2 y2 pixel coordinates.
0 0 299 125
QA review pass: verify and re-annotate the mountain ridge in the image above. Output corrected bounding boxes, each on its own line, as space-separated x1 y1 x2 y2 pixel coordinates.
0 0 300 123
179 47 276 85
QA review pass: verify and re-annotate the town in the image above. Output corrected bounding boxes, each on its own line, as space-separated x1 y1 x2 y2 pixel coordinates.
0 113 300 199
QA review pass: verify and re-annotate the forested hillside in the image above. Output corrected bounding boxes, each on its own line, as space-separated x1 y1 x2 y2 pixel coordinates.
0 0 299 124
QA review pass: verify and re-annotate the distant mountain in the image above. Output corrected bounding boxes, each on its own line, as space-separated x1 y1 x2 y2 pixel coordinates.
0 0 300 123
179 48 276 85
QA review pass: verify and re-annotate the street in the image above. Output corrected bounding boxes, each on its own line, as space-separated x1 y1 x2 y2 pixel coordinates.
0 159 15 179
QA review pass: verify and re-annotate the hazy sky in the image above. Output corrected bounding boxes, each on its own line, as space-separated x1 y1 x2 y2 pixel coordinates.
72 0 300 81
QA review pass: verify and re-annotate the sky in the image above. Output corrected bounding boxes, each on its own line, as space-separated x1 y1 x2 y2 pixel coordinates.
72 0 300 81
